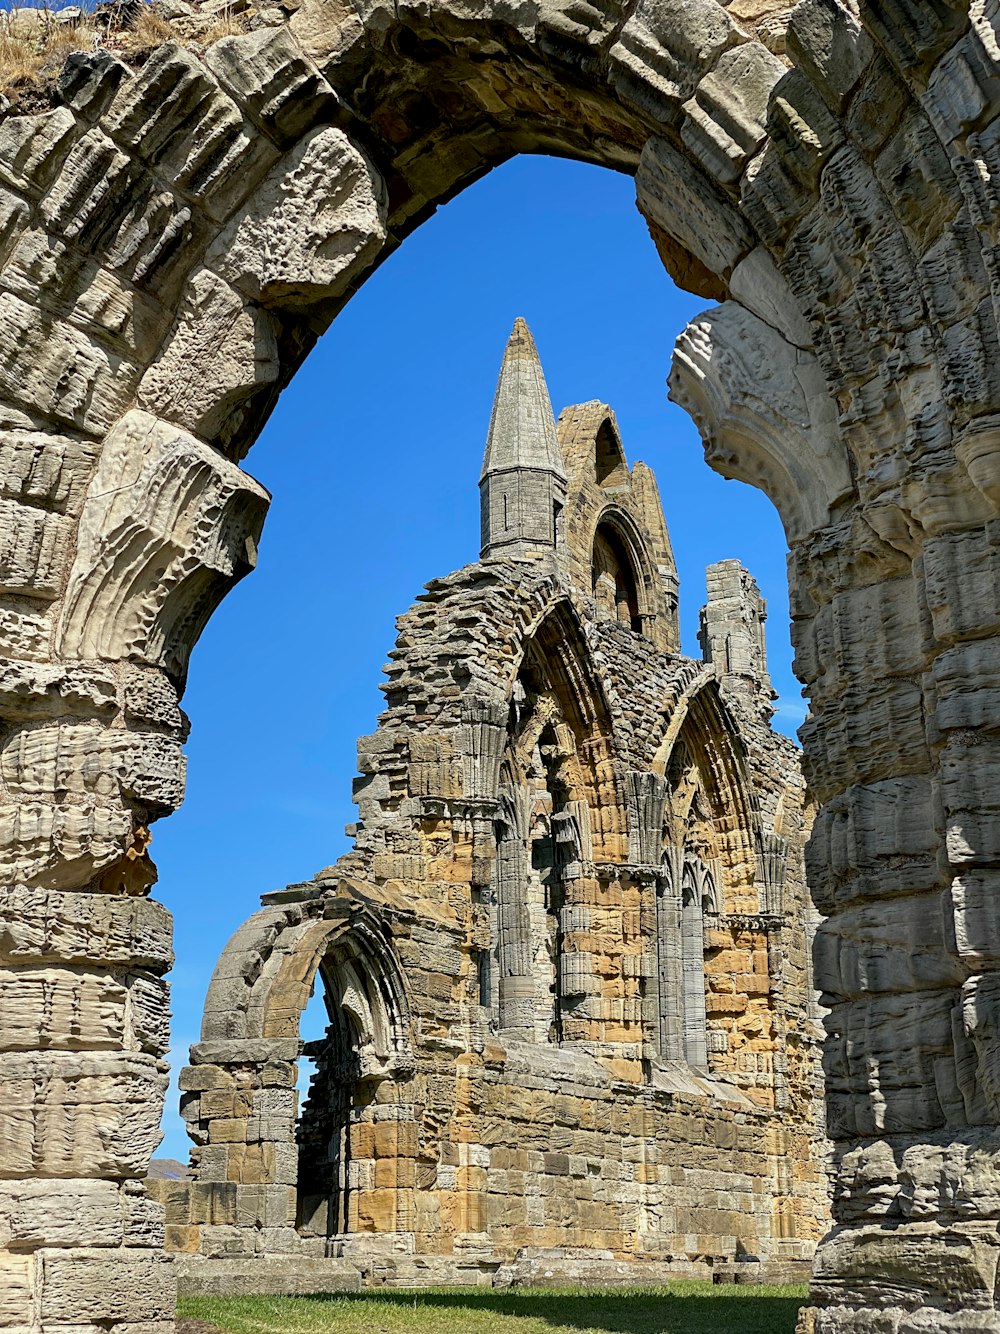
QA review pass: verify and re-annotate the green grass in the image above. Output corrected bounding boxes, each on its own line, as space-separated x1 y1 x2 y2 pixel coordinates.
180 1281 809 1334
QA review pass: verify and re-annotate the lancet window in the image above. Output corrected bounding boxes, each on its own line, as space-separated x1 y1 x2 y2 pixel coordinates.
489 618 607 1045
652 715 745 1074
592 524 641 632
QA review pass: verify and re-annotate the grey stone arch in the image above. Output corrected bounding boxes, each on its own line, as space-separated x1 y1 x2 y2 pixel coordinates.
183 883 413 1251
0 0 996 1326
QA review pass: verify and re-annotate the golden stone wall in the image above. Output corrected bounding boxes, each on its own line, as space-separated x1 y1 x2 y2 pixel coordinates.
158 406 828 1283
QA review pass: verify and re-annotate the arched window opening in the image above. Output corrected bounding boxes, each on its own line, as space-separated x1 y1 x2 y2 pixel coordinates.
592 524 641 633
594 420 629 489
294 946 407 1247
295 962 361 1241
680 855 709 1070
654 697 760 1080
496 707 579 1043
492 617 606 1045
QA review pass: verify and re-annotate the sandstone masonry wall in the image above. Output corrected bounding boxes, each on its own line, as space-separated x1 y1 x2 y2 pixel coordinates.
0 0 995 1327
161 381 829 1284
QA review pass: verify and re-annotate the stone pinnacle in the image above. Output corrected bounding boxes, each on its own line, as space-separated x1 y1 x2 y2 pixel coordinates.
480 318 566 481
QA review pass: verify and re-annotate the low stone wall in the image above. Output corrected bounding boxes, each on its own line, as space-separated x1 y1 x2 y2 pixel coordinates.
152 1037 826 1272
172 1250 814 1297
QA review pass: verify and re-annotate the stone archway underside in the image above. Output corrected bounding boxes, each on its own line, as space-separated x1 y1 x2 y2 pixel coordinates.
0 0 998 1328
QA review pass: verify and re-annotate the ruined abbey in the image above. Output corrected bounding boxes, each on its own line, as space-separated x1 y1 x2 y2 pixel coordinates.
153 319 829 1288
1 0 1000 1327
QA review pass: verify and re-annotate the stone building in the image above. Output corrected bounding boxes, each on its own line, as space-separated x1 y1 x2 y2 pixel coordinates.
156 319 828 1289
1 1 999 1324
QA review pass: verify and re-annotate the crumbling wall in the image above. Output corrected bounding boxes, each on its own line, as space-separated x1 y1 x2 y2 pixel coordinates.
159 555 828 1278
0 0 995 1326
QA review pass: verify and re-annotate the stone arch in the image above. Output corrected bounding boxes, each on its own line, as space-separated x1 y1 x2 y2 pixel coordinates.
593 414 630 489
494 597 620 1036
649 675 764 1072
181 881 415 1250
590 503 656 635
198 884 412 1054
0 0 998 1327
654 671 760 860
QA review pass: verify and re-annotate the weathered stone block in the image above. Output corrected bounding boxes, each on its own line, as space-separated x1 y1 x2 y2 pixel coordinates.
681 44 786 186
0 107 77 196
100 43 277 222
635 135 753 288
0 886 172 969
57 409 269 679
0 1051 165 1178
204 26 339 144
138 267 280 441
37 1247 174 1323
208 125 387 307
0 1178 123 1249
609 0 741 127
0 290 137 436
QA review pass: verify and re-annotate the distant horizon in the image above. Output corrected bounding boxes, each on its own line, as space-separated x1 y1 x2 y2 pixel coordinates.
154 153 805 1163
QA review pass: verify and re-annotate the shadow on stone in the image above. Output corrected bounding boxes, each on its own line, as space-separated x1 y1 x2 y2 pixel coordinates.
296 1286 807 1334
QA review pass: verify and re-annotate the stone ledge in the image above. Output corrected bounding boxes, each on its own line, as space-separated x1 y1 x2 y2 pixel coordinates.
175 1255 363 1297
174 1249 813 1295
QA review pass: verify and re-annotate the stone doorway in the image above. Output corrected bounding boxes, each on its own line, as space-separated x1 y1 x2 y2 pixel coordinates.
295 956 362 1245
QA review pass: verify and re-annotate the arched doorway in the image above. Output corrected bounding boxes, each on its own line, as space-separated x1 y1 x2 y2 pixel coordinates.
295 944 407 1243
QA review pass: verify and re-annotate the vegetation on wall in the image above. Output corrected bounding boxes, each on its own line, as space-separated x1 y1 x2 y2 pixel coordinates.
0 0 248 107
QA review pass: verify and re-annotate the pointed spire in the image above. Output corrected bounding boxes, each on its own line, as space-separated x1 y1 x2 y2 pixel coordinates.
480 319 566 481
479 319 567 561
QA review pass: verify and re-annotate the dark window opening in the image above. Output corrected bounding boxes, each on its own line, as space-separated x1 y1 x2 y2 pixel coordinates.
592 524 642 634
594 420 629 489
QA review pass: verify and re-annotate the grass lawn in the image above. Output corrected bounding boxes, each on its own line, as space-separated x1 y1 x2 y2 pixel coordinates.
179 1281 809 1334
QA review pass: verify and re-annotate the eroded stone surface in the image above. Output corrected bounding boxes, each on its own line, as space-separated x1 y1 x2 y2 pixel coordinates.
0 0 993 1327
160 326 827 1279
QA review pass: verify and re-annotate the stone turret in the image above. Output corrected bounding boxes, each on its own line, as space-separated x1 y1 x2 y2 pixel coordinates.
480 318 567 561
699 559 775 716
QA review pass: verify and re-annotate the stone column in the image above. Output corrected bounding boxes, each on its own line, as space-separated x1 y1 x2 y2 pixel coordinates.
0 887 176 1327
0 409 268 1330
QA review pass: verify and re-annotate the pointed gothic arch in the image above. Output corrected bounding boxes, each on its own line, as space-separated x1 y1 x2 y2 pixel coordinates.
185 883 416 1250
494 599 617 1039
649 675 766 1079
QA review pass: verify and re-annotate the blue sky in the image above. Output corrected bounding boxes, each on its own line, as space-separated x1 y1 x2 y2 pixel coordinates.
154 154 804 1161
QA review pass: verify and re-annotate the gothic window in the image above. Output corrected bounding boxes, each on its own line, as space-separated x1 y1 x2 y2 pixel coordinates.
654 851 682 1062
493 716 573 1042
701 863 722 916
473 948 491 1008
592 525 641 632
594 419 629 488
680 855 709 1069
295 952 399 1241
491 632 605 1044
